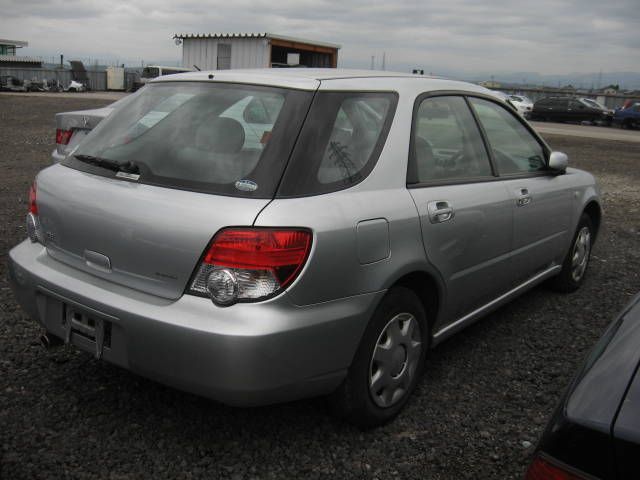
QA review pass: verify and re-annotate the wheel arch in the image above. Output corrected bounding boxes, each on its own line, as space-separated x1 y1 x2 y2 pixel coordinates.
387 270 443 343
583 200 602 241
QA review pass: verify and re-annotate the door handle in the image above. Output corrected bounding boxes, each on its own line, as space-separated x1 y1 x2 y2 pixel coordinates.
427 200 455 224
516 188 532 207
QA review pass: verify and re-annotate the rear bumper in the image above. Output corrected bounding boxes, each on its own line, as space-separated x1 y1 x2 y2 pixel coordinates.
8 240 383 406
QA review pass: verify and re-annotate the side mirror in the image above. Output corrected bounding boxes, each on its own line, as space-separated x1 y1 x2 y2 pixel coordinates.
548 151 568 172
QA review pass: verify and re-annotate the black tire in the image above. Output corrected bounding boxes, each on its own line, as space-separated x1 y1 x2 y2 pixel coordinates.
549 214 594 293
328 287 428 428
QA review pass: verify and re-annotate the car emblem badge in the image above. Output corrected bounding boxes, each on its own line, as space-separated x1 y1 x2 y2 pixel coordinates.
235 179 258 192
115 171 140 181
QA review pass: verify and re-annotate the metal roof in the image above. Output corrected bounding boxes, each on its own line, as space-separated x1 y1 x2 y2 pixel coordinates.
173 32 341 49
0 55 42 64
150 68 479 93
157 68 434 82
151 69 497 101
0 39 28 47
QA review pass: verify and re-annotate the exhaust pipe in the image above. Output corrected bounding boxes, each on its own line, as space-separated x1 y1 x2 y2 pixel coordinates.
40 333 64 349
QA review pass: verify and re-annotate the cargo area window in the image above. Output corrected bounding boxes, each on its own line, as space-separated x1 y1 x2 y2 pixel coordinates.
278 91 398 197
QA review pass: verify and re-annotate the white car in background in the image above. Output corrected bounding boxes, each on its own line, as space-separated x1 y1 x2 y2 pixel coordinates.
489 91 529 118
507 94 534 118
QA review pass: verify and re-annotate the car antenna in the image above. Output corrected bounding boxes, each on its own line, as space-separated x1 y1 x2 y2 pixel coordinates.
193 65 201 71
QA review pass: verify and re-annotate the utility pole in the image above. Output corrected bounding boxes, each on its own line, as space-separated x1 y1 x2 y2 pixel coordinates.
381 52 386 71
370 55 375 70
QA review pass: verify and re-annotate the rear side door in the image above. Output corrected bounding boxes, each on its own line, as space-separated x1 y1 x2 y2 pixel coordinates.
467 97 572 282
407 95 514 324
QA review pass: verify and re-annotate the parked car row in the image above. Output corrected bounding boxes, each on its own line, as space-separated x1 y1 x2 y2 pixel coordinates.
529 96 614 125
529 96 640 129
490 91 640 130
0 75 90 93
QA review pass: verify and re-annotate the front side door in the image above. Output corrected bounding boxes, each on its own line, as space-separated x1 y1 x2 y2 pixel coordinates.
407 95 514 325
467 97 573 283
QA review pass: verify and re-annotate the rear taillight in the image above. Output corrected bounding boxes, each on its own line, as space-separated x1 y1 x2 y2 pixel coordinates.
26 182 43 244
28 183 38 214
525 454 588 480
56 128 73 145
188 228 312 306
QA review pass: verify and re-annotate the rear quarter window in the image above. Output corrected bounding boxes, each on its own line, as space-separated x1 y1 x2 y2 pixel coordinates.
277 91 398 197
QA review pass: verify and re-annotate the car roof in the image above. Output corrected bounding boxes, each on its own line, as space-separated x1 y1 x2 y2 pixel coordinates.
151 68 493 94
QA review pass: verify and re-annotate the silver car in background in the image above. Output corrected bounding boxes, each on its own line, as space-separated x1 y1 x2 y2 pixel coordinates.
9 69 601 427
51 93 137 162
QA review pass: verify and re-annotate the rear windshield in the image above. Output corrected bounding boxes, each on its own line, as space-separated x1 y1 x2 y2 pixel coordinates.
64 82 313 198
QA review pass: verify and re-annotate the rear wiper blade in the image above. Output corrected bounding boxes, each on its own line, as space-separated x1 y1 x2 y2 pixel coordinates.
74 154 140 174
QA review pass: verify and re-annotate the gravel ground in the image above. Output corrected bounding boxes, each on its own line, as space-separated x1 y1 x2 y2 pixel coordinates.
1 96 639 480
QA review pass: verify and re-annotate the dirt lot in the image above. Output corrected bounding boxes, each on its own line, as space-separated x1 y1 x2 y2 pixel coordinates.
1 96 639 480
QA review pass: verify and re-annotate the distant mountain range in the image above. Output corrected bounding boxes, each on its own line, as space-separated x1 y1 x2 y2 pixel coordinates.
461 71 640 91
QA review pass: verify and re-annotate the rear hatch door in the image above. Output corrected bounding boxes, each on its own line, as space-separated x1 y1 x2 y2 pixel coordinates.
37 164 268 300
39 80 315 300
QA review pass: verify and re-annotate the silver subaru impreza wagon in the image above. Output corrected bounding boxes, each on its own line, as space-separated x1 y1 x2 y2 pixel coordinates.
9 69 601 427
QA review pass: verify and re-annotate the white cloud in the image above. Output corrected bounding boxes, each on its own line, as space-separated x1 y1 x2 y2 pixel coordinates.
0 0 638 74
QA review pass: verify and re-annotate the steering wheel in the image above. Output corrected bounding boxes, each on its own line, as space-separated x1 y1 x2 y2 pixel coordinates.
436 150 464 172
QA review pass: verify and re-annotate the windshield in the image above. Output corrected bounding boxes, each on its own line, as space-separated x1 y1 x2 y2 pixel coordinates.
65 82 314 198
581 98 605 110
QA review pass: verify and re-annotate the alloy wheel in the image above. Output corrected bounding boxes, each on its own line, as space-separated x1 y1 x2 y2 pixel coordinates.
571 226 591 282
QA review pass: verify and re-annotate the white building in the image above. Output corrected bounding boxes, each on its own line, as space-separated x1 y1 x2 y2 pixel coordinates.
173 32 340 71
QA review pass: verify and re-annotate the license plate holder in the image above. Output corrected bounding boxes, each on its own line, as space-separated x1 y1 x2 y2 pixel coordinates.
63 305 110 359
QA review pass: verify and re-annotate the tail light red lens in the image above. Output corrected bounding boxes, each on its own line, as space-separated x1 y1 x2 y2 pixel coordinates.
56 128 73 145
205 229 311 285
28 182 38 215
26 182 43 243
525 454 588 480
188 228 312 306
